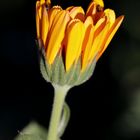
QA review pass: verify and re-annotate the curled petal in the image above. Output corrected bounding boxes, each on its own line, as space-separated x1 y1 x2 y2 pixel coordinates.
65 19 85 71
94 17 106 37
94 0 104 7
82 17 94 71
84 16 94 28
36 1 41 38
40 0 45 5
41 6 49 46
36 1 41 19
104 9 116 27
86 0 104 16
86 1 96 16
69 7 85 21
97 15 124 59
36 1 46 39
46 0 51 6
48 6 62 29
66 6 74 11
46 10 70 64
82 16 94 60
88 22 110 61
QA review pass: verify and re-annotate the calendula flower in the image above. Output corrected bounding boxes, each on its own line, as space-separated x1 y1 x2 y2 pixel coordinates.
35 1 124 140
36 0 124 86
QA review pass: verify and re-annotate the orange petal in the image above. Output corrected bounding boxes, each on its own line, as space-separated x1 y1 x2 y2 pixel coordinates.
94 17 106 37
65 19 85 71
104 9 116 27
66 6 74 11
86 1 104 23
41 6 49 46
69 7 85 21
93 11 104 24
46 10 70 64
40 0 45 5
84 16 94 28
82 24 94 72
88 22 110 61
86 1 96 16
36 1 41 38
36 1 41 18
48 6 62 29
83 18 106 61
97 15 124 59
82 16 94 55
94 0 104 7
46 0 51 6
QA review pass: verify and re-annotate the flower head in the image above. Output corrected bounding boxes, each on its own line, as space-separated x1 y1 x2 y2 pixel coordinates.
36 0 124 86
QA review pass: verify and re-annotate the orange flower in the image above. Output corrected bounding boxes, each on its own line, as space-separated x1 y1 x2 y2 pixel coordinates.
36 0 124 86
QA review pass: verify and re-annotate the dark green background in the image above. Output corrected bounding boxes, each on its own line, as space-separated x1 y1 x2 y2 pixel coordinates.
0 0 140 140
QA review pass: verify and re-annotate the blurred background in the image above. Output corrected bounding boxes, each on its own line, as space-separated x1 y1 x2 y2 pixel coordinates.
0 0 140 140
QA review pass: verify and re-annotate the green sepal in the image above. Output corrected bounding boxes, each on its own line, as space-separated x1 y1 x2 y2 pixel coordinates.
75 59 96 86
40 55 50 82
39 49 97 87
66 58 81 85
58 56 67 85
39 47 51 82
51 54 66 85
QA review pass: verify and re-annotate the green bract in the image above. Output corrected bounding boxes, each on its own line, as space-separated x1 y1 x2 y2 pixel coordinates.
40 47 96 87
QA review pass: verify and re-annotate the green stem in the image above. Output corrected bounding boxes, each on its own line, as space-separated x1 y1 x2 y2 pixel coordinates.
47 84 70 140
